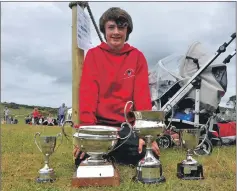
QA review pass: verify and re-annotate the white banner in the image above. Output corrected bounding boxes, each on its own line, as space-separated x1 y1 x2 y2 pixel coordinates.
77 5 93 50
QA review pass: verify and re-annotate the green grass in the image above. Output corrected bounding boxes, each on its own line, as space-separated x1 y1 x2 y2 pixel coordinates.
1 123 236 191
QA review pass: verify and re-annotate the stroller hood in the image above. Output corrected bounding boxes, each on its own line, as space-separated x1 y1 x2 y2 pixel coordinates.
179 41 228 112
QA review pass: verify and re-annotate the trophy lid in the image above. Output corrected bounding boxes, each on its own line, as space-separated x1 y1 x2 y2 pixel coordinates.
79 125 119 132
73 132 117 140
73 125 119 140
73 133 117 140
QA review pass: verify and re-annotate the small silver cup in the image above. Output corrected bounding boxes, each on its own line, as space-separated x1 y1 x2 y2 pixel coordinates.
177 126 207 180
34 132 63 183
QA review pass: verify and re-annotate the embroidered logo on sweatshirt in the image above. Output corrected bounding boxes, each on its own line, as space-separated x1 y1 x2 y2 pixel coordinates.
123 69 135 79
124 69 134 76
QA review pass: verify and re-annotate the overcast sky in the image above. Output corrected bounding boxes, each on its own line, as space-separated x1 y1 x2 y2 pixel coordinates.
1 2 236 108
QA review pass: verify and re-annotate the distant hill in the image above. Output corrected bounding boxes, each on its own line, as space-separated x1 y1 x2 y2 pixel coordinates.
0 102 58 118
1 101 57 110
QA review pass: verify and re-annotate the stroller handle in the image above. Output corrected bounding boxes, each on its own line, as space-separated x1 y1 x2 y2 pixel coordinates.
223 49 236 64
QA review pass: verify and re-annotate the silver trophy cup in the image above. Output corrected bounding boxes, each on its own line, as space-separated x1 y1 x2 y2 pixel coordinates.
64 124 132 179
177 127 207 180
73 125 120 165
34 132 63 183
127 109 167 184
61 119 134 180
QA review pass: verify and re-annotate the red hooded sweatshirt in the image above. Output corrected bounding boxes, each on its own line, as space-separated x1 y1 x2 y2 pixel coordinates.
79 42 152 126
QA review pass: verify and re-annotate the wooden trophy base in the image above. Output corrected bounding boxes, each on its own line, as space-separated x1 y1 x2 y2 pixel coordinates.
71 162 120 187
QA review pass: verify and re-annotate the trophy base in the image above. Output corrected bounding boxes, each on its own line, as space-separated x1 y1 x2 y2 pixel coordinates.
71 162 120 187
132 164 166 184
36 168 56 183
36 177 55 183
177 162 204 180
132 175 166 184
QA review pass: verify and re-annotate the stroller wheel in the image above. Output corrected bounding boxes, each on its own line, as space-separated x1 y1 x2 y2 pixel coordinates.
194 136 213 156
157 135 172 149
211 137 223 147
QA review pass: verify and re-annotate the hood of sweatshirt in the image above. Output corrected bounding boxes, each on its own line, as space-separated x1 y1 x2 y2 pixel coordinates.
98 42 135 55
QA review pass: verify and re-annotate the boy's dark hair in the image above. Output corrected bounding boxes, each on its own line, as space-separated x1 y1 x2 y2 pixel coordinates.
99 7 133 41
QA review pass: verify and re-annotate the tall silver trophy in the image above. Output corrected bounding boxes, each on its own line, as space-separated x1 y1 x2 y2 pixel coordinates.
34 132 63 183
125 101 167 184
176 126 207 180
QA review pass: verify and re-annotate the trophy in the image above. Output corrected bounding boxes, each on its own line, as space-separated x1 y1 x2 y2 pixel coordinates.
126 108 167 184
34 132 63 183
62 122 132 187
176 126 207 180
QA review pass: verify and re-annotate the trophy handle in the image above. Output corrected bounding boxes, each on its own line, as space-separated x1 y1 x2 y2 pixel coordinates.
119 122 133 140
124 101 134 124
61 120 74 140
34 132 42 153
108 122 133 154
196 124 208 148
54 133 63 152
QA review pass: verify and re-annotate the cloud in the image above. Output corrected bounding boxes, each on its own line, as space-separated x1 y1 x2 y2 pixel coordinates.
1 60 71 107
1 2 236 108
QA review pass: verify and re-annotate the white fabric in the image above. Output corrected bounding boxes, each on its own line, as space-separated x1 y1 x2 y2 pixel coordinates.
150 41 227 113
178 41 227 112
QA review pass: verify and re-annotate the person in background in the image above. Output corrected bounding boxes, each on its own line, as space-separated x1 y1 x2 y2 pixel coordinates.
3 106 10 124
9 116 13 124
47 113 54 126
32 108 40 125
58 103 66 126
41 115 45 125
25 115 31 124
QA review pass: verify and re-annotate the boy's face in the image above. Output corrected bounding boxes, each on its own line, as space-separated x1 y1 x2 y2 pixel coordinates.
105 20 128 50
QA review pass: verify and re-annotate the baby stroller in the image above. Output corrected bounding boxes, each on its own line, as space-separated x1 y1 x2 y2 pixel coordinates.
149 33 236 156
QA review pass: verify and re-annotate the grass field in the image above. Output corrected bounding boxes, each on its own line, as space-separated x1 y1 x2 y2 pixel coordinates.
0 106 32 124
0 105 58 125
1 123 236 191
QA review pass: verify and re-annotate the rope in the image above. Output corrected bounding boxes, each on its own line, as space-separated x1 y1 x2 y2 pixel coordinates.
85 2 104 42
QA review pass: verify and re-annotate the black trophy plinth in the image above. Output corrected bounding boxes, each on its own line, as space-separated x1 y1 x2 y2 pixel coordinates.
177 162 204 180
